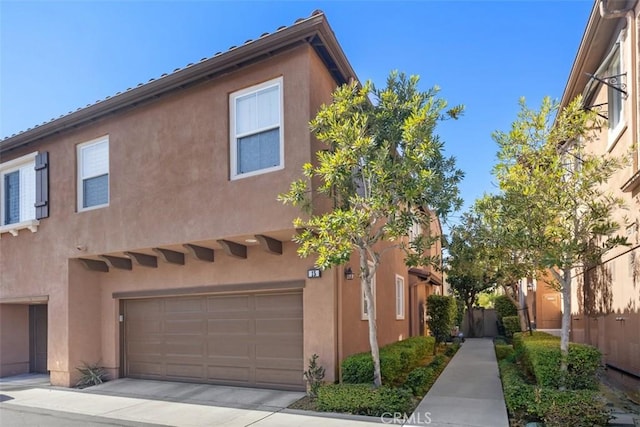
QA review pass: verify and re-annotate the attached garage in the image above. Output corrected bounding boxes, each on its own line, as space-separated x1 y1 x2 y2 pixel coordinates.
123 290 304 390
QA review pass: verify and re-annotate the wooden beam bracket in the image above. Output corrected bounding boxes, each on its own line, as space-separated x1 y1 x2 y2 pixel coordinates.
99 255 133 271
217 239 247 259
183 244 214 262
124 252 158 268
255 235 282 255
78 258 109 273
152 248 185 265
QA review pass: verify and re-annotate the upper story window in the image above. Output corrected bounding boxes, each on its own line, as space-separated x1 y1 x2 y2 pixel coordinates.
230 77 283 179
607 45 623 133
77 136 109 211
1 152 36 226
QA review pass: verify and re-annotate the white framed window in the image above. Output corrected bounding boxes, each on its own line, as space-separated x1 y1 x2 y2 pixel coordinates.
606 44 623 134
77 136 109 211
0 152 37 226
395 274 405 320
230 77 284 179
361 262 377 320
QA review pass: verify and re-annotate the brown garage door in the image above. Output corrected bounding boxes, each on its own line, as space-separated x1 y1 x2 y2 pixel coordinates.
124 291 303 390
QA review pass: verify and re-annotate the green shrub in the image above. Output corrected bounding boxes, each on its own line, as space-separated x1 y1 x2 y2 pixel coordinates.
495 344 513 361
498 359 610 426
535 388 610 427
426 295 456 345
494 295 518 319
404 354 448 397
524 340 601 390
316 384 413 416
502 316 521 338
444 342 460 357
512 331 552 352
341 336 435 385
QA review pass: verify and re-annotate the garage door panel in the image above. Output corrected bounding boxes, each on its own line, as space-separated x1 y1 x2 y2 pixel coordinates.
125 291 303 390
256 318 302 335
255 368 303 387
166 363 205 379
207 318 251 334
256 342 302 359
207 365 251 382
207 295 251 311
164 297 205 313
206 340 251 357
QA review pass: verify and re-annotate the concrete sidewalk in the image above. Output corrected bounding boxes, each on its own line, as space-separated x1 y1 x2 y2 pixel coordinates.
409 338 509 427
0 375 384 426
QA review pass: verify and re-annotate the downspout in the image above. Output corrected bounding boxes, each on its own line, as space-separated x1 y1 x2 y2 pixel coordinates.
335 265 343 384
600 0 639 178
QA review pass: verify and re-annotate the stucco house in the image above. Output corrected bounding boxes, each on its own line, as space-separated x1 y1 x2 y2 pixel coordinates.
560 0 639 392
0 11 443 390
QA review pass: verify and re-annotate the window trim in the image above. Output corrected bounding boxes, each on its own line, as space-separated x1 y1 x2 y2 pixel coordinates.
77 136 110 212
604 40 625 150
229 77 284 180
361 262 377 321
0 151 38 227
395 274 405 320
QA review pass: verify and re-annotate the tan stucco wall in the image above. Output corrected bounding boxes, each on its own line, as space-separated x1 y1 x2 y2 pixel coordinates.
569 5 640 388
339 246 411 362
0 304 29 376
0 44 345 386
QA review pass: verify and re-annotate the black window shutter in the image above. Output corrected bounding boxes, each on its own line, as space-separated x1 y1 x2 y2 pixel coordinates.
34 152 49 219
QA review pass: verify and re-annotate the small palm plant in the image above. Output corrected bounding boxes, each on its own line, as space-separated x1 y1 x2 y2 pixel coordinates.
76 362 108 388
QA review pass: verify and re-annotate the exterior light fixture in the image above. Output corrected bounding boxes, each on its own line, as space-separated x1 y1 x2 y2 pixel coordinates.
344 267 355 280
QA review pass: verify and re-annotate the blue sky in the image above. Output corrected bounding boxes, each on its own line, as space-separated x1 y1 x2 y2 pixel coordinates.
0 1 592 224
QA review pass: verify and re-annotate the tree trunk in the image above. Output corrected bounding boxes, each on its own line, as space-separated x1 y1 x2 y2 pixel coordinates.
361 251 382 387
559 267 572 390
466 302 475 338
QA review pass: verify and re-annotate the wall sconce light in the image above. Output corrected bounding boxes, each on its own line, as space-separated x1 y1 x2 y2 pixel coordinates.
344 267 355 281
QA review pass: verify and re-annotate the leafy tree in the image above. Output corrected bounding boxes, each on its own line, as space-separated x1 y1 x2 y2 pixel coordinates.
446 211 495 337
491 95 627 387
426 295 456 349
280 72 463 387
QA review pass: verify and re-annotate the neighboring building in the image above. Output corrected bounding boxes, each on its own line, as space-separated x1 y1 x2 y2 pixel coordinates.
0 11 442 390
519 276 562 333
560 0 639 392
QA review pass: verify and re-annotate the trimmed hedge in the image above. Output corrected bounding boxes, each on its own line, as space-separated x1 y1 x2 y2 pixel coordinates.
426 295 456 344
495 344 514 361
405 351 453 397
494 295 518 319
502 316 521 338
513 331 601 390
316 384 413 416
499 359 610 426
341 336 435 385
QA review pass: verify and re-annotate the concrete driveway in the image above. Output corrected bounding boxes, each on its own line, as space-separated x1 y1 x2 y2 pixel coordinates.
0 375 384 426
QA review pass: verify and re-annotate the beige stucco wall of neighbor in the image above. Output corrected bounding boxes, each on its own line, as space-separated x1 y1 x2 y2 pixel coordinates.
0 43 347 386
339 246 412 362
0 304 29 376
569 3 640 390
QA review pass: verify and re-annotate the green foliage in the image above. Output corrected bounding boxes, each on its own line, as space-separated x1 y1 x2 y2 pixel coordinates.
316 384 413 416
404 354 446 397
341 336 435 385
494 295 518 319
498 359 610 426
502 316 521 338
75 362 108 388
514 331 602 390
443 342 460 357
495 344 514 361
426 295 456 345
488 95 629 363
477 292 498 308
280 71 464 387
303 354 326 397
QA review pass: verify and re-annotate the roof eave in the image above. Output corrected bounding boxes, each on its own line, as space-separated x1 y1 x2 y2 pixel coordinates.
1 12 357 155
